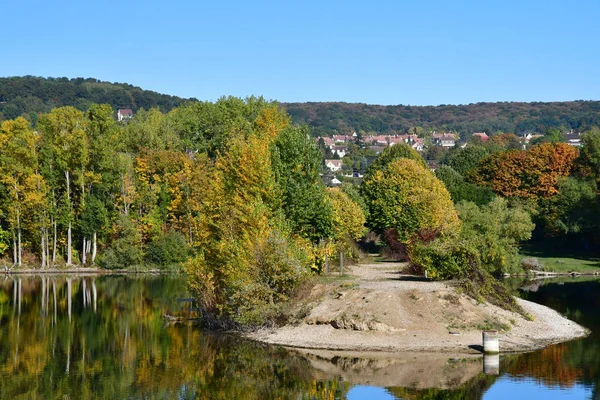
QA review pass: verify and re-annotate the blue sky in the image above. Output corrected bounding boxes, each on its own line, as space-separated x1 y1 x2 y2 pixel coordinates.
3 0 599 105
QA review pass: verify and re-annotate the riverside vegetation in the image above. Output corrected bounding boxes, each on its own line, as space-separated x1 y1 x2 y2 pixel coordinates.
2 90 600 328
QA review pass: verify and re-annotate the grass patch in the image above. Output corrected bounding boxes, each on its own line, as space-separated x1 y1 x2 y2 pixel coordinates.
520 238 600 274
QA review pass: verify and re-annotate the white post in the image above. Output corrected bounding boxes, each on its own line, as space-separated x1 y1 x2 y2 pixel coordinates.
483 330 500 354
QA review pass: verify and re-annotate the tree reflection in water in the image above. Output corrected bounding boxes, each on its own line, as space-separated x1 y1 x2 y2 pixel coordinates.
1 275 596 399
0 275 348 399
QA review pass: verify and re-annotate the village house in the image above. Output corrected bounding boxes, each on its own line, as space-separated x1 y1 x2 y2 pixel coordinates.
563 131 583 147
320 137 336 148
472 132 489 142
432 133 457 147
117 108 133 121
411 138 425 151
325 159 343 172
332 145 348 158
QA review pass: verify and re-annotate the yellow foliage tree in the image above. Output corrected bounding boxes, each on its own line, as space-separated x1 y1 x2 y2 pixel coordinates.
326 188 366 241
361 158 460 242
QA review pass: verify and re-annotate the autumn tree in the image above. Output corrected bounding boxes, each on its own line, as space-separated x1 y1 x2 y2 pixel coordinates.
469 142 578 199
365 143 427 178
326 187 366 241
0 117 45 266
361 158 459 242
186 105 313 326
38 107 89 266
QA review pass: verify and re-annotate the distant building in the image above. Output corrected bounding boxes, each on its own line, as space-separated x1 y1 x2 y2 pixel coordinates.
325 159 343 172
332 146 348 158
563 131 583 147
432 133 457 147
369 146 386 155
411 138 425 151
117 108 134 121
330 177 342 186
472 132 489 142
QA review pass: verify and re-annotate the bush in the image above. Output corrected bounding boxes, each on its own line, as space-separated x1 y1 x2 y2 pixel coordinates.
407 235 479 280
186 229 312 328
407 232 526 316
98 214 144 269
521 257 544 272
146 231 189 268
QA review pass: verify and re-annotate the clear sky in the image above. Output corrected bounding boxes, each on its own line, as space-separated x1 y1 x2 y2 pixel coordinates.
3 0 599 105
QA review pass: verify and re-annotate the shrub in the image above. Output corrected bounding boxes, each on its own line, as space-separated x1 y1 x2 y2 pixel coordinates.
146 231 189 268
521 257 544 272
98 214 144 269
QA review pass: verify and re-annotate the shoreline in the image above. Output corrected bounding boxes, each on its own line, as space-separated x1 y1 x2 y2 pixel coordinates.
247 263 590 354
2 267 164 275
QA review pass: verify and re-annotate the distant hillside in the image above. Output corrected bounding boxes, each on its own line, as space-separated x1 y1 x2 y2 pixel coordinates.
282 101 600 139
0 76 192 121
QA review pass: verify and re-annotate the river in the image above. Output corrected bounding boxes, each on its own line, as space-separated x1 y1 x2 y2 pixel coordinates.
0 274 597 399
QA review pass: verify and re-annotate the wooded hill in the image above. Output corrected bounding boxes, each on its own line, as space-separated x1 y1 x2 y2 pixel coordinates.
0 76 190 121
2 76 599 139
282 101 600 138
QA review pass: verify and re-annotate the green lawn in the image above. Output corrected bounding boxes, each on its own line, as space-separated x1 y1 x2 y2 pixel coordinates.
520 238 600 274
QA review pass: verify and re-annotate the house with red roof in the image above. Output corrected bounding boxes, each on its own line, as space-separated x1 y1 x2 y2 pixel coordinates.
117 108 134 121
472 132 489 142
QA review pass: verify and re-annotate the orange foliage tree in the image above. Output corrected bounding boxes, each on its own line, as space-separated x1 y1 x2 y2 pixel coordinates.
469 142 578 199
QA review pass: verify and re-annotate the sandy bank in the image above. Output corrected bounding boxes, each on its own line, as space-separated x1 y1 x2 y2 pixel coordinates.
248 262 589 354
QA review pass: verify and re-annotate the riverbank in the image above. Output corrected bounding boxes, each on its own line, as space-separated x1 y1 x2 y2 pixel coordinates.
248 262 589 354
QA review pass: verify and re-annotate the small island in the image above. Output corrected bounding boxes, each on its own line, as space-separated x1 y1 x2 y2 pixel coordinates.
249 262 588 353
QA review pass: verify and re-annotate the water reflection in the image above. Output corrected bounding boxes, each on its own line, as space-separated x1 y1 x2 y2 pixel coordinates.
0 275 597 399
0 275 349 399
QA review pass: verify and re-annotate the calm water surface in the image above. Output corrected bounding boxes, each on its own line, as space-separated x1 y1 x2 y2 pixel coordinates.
0 275 598 399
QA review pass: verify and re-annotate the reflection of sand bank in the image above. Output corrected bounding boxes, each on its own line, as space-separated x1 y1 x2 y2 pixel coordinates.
292 348 483 389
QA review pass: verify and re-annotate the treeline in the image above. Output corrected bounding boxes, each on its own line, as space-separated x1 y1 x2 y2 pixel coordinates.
0 76 190 122
283 101 600 138
0 97 367 326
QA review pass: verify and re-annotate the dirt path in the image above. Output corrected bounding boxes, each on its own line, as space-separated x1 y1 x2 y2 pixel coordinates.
248 262 589 354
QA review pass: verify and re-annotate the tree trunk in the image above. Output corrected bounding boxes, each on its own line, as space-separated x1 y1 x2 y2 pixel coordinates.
12 231 17 266
121 173 129 216
52 219 57 264
14 183 22 267
17 224 21 267
65 171 72 267
41 228 46 269
92 232 97 265
67 221 72 266
46 227 50 268
82 238 86 266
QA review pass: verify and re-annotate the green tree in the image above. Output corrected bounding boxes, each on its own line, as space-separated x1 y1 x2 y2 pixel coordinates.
578 127 600 182
361 158 459 242
446 145 489 176
456 198 534 274
0 117 41 266
272 125 334 242
542 177 598 235
99 214 144 269
435 165 494 205
365 143 427 178
38 107 89 266
327 188 366 241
